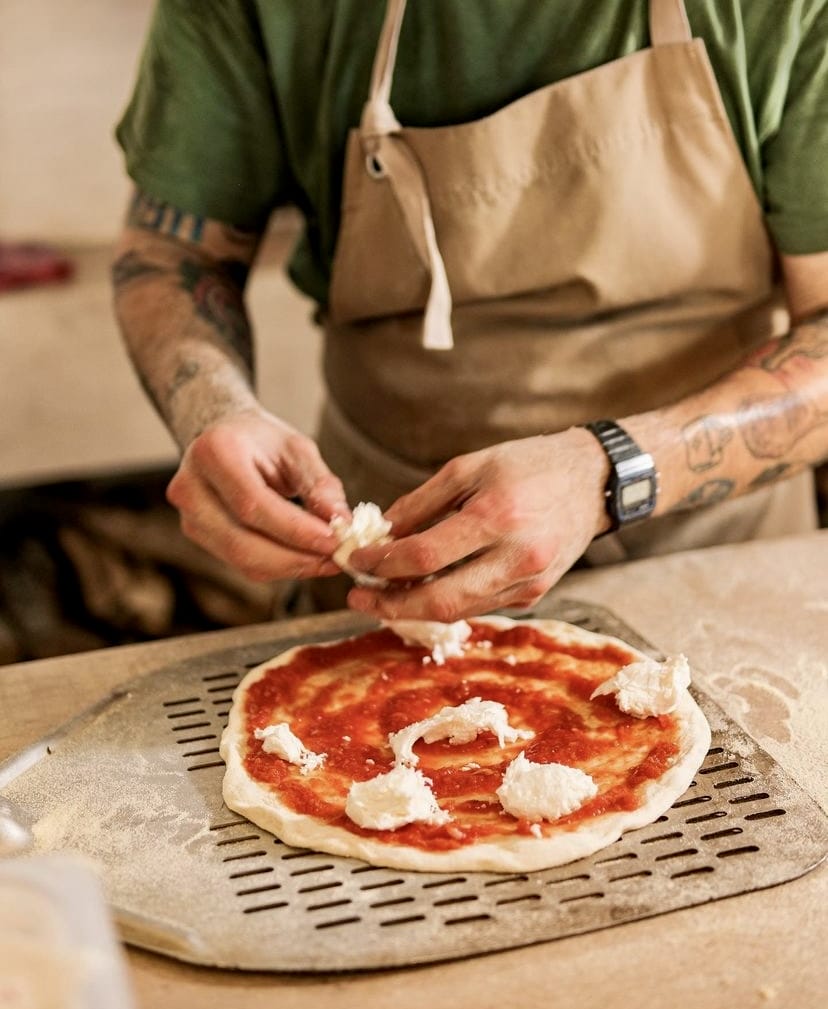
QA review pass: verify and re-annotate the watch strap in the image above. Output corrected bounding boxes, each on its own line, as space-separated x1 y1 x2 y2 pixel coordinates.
582 419 658 529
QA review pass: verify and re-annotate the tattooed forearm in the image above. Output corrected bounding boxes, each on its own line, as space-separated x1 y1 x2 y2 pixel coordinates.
111 250 164 287
625 298 828 520
747 463 791 490
179 258 253 373
672 478 735 511
681 415 733 472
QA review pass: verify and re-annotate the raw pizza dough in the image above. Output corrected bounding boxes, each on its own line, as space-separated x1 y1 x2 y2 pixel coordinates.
220 616 710 873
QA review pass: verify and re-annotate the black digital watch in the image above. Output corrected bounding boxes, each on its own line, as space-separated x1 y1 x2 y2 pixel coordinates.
582 420 658 529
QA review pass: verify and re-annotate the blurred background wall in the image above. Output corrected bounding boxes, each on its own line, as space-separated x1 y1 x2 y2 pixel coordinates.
0 0 321 661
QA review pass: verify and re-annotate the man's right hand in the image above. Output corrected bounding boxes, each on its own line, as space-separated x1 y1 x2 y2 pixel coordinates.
167 408 349 582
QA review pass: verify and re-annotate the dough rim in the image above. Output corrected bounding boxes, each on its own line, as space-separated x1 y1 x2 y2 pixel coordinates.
220 616 711 873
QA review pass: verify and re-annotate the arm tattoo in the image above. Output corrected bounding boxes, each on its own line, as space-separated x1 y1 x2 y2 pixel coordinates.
127 191 206 243
112 250 164 287
748 462 792 490
681 415 733 472
672 479 735 511
739 312 828 459
179 258 253 373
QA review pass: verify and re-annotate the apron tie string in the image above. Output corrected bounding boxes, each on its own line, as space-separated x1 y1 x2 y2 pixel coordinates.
359 0 454 350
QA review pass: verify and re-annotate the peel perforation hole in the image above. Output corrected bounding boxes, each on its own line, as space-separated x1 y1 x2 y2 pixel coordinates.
202 671 240 682
166 709 206 719
307 899 352 912
280 850 312 861
289 864 334 877
729 792 770 805
176 734 216 745
559 892 604 904
672 795 711 808
211 697 234 705
744 808 786 821
671 866 715 879
172 721 210 732
350 865 383 875
444 913 492 926
297 881 342 894
243 901 289 915
207 683 240 693
706 746 724 756
594 852 637 865
700 827 743 841
714 777 754 790
640 832 683 845
546 873 591 886
608 870 652 883
685 810 727 824
359 878 404 892
216 834 260 847
370 896 414 909
236 883 282 897
716 845 760 859
182 746 221 758
495 894 541 907
699 761 739 775
432 895 478 908
210 819 247 832
654 848 698 862
484 875 529 888
229 866 273 880
162 697 201 707
421 876 467 890
186 760 225 771
315 916 362 930
222 850 267 863
381 915 426 927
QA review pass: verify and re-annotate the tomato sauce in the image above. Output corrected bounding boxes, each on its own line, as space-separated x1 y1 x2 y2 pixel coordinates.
242 625 680 850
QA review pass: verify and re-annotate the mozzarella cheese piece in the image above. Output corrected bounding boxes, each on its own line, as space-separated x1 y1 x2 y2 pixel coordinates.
384 619 472 665
389 696 533 767
330 502 392 587
590 654 691 718
345 764 451 831
496 753 598 821
254 723 326 774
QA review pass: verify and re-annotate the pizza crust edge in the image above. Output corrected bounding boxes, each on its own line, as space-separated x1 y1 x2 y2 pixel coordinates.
219 617 711 873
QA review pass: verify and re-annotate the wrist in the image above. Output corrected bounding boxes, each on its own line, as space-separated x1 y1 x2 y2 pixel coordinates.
580 419 659 532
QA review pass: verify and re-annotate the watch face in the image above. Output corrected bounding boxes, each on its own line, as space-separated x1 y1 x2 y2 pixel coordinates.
620 478 655 510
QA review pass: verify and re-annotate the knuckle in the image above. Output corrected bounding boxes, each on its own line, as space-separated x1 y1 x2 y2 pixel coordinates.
231 492 261 528
521 575 550 603
406 538 439 574
427 594 462 625
516 541 553 578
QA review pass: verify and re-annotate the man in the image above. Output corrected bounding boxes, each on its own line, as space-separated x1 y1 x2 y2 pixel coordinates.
113 0 828 622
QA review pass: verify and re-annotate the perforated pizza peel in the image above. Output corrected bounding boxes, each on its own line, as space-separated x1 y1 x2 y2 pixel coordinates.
1 600 825 971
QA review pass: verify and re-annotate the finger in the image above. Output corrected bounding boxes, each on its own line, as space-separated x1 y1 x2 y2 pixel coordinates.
347 549 525 622
381 456 478 537
350 508 492 581
188 437 340 555
279 437 351 521
173 475 341 581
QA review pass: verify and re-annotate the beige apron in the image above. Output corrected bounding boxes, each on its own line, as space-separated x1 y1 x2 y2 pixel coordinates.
317 0 816 587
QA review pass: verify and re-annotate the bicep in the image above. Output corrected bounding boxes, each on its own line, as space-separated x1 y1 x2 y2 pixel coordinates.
115 189 264 278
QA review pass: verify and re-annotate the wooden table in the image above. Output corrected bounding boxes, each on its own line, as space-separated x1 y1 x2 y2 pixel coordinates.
1 533 826 1009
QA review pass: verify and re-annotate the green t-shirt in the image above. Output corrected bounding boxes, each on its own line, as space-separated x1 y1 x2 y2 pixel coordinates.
117 0 828 307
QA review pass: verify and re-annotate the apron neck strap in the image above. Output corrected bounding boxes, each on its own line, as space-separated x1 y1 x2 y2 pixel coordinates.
649 0 692 46
361 0 406 137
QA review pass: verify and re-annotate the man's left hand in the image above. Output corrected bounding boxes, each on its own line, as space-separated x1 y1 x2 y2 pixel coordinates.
346 428 610 621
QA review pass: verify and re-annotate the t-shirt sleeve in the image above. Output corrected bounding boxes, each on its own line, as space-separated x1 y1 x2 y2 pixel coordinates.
116 0 290 229
762 0 828 254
